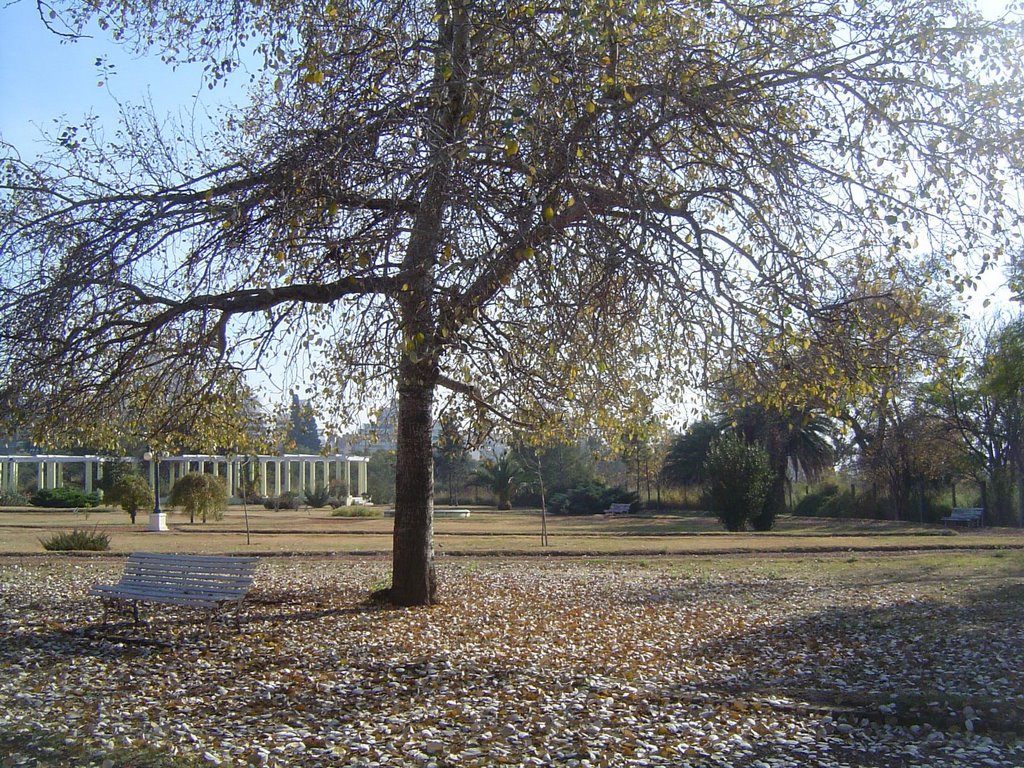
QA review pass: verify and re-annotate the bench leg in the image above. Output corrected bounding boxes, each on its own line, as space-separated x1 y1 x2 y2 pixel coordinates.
98 599 141 627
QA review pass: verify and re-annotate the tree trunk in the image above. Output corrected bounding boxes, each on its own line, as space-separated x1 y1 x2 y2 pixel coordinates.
1017 464 1024 528
390 365 438 606
537 453 548 547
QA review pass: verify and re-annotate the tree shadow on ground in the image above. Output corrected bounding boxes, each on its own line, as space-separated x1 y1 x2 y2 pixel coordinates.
652 580 1024 736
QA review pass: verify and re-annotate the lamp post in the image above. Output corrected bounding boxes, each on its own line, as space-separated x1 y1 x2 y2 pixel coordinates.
143 450 168 532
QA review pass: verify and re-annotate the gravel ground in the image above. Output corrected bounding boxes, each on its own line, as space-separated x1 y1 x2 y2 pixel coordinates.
1 554 1023 767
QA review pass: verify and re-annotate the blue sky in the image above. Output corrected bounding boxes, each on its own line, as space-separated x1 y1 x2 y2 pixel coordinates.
0 1 231 156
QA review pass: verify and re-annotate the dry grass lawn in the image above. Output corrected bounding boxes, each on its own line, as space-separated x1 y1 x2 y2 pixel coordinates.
2 505 1021 557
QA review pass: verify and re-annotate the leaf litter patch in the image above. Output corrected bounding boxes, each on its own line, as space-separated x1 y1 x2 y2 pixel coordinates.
1 556 1022 767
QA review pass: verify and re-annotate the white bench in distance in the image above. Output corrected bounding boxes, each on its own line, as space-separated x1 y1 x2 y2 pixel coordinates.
605 503 633 515
90 552 257 629
942 507 984 528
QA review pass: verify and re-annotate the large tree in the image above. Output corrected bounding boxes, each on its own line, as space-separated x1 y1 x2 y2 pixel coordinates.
2 0 1023 603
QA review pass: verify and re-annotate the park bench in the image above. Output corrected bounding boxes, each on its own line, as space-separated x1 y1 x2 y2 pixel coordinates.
605 502 633 515
89 552 257 628
942 507 984 528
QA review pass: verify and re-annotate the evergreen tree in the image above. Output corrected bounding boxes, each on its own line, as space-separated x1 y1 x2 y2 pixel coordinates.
287 394 321 453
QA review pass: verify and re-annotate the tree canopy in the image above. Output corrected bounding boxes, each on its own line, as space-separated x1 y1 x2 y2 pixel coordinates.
2 0 1023 602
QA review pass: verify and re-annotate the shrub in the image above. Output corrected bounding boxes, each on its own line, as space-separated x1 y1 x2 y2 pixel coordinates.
793 483 841 518
793 484 891 521
303 485 331 508
169 472 228 523
41 527 110 551
547 480 637 515
331 506 383 517
241 485 265 504
0 489 29 506
264 492 299 510
31 487 101 509
704 434 774 532
113 474 155 525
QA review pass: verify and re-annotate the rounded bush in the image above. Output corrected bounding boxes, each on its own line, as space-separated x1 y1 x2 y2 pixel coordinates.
113 474 155 525
169 472 227 523
31 487 101 508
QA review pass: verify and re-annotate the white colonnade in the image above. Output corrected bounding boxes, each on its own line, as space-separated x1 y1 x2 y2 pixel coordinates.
0 453 371 504
160 454 369 502
0 455 125 494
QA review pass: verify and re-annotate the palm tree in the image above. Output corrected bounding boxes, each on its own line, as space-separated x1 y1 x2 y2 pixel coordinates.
661 419 721 487
732 405 836 529
470 451 527 510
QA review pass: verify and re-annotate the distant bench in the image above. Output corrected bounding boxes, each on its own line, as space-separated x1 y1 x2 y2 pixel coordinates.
90 552 257 628
605 503 633 515
942 507 984 528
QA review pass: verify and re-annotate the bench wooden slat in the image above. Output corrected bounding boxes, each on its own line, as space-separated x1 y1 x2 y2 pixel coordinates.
93 585 250 606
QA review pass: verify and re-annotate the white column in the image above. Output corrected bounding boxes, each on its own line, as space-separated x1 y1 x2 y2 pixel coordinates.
212 459 219 478
84 460 93 493
283 459 292 492
259 459 268 497
358 461 367 498
274 460 282 496
344 460 352 503
321 459 329 491
55 462 64 488
225 460 234 497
